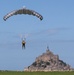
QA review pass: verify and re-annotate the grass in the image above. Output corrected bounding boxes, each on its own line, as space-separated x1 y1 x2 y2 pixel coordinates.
0 71 74 75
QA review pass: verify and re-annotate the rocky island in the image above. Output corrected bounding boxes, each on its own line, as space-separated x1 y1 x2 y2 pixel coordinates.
24 47 73 71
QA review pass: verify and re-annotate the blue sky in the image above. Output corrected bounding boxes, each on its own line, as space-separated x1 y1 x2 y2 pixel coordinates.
0 0 74 70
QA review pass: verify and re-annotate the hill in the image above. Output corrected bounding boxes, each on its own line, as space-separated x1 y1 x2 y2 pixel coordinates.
24 47 73 71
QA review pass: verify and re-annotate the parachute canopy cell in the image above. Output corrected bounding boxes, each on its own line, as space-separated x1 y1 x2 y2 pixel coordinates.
3 8 43 21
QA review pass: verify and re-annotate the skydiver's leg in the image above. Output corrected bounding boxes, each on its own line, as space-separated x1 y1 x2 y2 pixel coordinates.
22 44 25 49
24 44 25 49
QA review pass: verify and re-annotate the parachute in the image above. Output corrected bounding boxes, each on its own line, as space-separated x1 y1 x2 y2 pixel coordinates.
3 8 43 21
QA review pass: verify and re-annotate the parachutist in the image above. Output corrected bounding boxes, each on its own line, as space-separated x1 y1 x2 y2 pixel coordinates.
22 40 26 49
